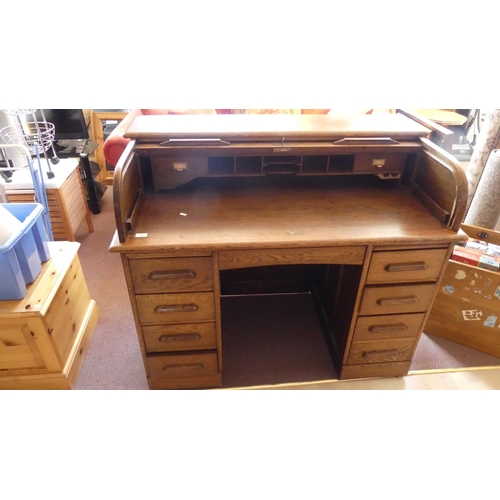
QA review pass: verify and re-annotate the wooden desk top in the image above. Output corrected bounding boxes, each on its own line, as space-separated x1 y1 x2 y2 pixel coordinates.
124 113 431 142
110 176 463 253
412 109 467 126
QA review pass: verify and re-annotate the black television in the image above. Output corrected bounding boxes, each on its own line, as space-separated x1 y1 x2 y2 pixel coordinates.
33 109 89 141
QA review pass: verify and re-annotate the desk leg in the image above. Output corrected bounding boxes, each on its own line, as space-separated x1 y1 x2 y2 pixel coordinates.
79 153 101 215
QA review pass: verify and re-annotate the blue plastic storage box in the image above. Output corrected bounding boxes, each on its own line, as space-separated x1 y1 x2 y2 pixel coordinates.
0 203 50 300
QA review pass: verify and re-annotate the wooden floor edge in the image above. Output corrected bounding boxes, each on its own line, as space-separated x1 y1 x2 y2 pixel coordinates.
222 365 500 390
407 364 500 376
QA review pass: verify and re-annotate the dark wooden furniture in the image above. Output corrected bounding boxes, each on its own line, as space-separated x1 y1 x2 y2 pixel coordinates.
110 113 468 389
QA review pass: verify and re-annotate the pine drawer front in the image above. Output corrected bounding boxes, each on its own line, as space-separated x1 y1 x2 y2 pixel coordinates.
352 313 426 341
143 323 217 353
347 338 416 365
0 319 46 371
146 352 220 389
367 249 448 284
136 292 215 325
130 257 214 294
44 256 92 364
352 153 406 174
359 283 437 316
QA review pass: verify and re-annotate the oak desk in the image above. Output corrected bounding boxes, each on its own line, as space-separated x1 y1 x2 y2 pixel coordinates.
110 113 468 389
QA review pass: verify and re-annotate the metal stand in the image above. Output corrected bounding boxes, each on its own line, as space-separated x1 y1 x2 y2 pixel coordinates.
0 109 57 179
0 143 54 241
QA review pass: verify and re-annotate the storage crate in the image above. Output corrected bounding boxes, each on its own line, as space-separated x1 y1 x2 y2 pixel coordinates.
0 203 50 300
425 224 500 358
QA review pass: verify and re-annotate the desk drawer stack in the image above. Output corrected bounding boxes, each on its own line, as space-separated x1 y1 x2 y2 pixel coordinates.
124 253 222 389
341 247 450 379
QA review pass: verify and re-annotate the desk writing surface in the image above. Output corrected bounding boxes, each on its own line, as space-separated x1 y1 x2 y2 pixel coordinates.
111 176 462 253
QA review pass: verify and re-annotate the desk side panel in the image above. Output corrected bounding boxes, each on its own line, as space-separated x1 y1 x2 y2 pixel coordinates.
113 140 142 243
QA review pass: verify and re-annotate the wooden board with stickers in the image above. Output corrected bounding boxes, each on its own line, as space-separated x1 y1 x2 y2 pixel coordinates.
425 225 500 358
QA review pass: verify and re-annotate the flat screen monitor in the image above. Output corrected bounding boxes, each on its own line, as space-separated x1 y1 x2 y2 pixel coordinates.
34 109 89 141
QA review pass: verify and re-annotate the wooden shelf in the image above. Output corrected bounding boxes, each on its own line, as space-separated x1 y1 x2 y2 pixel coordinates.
90 110 128 185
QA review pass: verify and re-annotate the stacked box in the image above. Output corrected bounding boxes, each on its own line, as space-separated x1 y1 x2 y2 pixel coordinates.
0 203 50 300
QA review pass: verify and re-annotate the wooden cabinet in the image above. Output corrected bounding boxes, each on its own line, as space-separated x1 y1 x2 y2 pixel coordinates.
425 224 500 358
6 158 94 242
110 113 468 389
0 242 98 389
90 110 128 185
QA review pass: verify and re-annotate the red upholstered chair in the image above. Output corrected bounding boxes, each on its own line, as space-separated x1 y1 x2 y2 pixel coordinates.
103 109 218 167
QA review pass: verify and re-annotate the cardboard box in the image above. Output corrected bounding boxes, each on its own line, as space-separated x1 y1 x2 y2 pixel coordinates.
451 246 482 267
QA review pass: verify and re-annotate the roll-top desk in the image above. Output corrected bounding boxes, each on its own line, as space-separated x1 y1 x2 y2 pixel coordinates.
110 113 468 389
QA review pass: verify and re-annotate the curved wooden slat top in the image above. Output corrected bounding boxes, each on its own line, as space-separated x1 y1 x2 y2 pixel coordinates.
124 113 431 142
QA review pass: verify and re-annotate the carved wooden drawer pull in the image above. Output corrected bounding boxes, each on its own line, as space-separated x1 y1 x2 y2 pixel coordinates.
384 262 428 273
368 323 408 333
377 295 418 306
162 363 204 372
154 304 199 313
149 270 196 280
158 333 201 343
362 349 399 358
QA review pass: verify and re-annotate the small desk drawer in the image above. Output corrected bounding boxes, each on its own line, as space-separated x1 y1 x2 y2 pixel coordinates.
352 153 406 173
347 338 416 365
367 249 448 284
136 292 215 325
352 313 425 341
130 257 214 294
146 352 218 381
143 323 217 352
359 283 437 316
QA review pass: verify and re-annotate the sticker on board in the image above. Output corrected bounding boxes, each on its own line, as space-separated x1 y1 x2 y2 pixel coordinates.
462 310 483 321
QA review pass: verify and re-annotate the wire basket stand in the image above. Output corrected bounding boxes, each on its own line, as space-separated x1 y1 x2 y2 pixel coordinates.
0 142 54 241
0 109 60 179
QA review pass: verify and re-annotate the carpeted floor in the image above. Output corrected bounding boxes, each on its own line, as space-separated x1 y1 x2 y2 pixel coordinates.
74 188 500 389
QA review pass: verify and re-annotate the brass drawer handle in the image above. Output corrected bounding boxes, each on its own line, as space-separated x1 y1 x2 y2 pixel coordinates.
384 262 429 273
368 323 408 333
158 333 201 343
154 303 199 313
333 137 399 145
162 363 204 372
149 270 196 280
362 348 399 358
159 138 231 146
377 295 418 306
